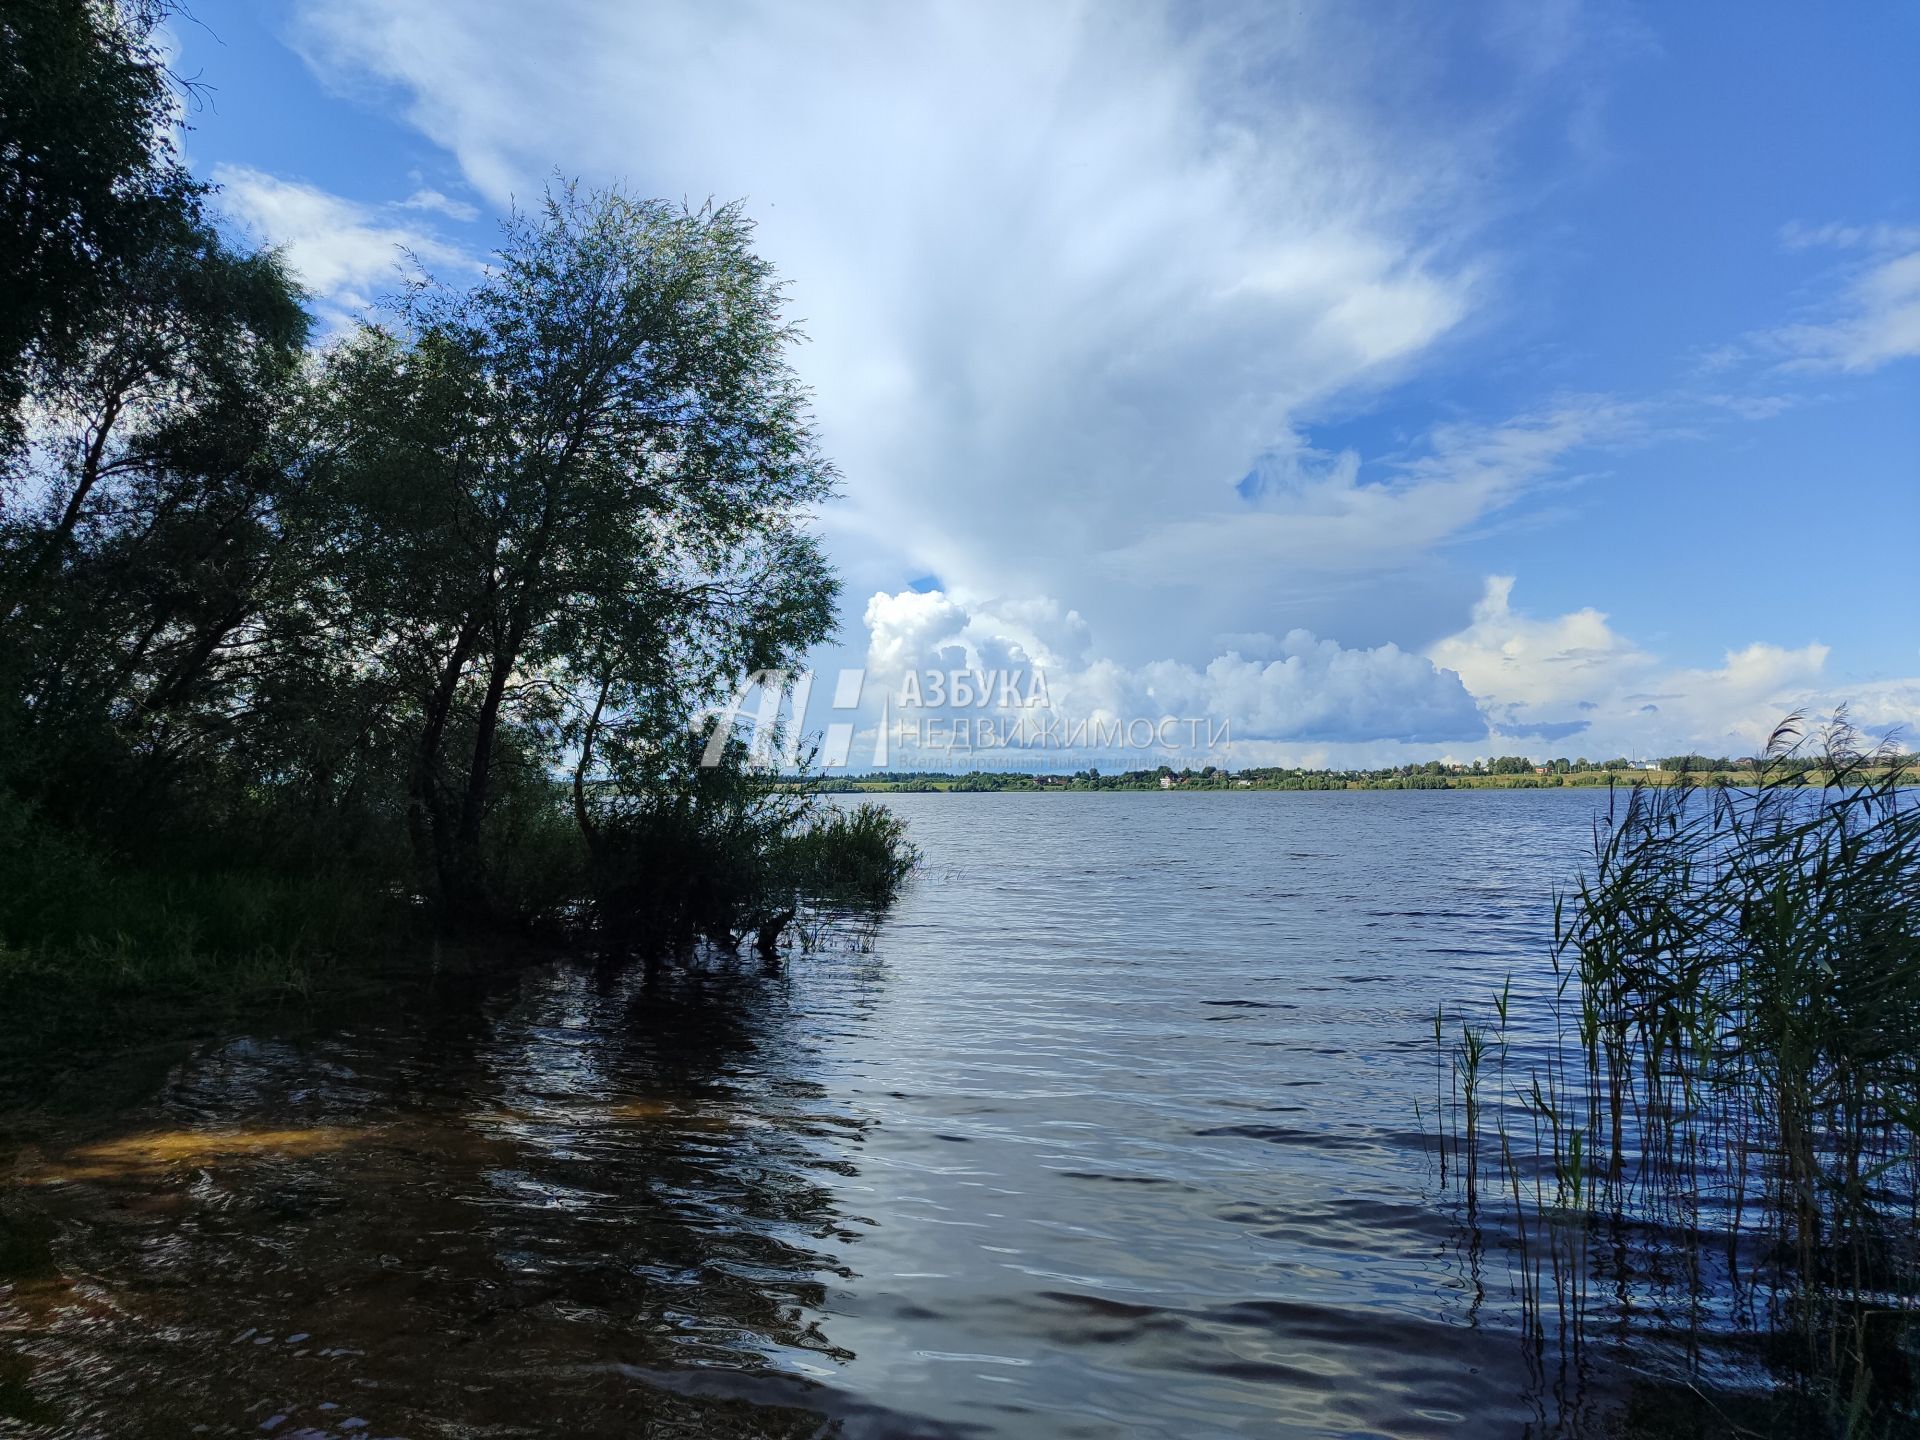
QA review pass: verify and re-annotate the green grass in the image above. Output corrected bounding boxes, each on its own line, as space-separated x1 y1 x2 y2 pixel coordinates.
0 782 922 1075
0 843 443 1085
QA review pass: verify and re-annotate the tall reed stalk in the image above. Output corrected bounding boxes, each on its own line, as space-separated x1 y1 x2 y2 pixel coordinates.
1432 714 1920 1436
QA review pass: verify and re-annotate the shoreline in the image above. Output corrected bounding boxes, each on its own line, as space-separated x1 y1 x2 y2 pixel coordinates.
823 769 1911 794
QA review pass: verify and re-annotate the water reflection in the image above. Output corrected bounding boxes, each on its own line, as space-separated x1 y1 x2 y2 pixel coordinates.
0 793 1819 1437
1 946 903 1437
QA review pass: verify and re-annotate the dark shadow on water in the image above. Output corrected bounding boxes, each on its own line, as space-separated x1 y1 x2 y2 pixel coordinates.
1428 1190 1856 1440
0 947 916 1438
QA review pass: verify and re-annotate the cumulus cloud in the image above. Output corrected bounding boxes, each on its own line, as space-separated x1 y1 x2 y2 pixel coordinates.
1129 642 1485 745
861 587 1483 758
863 588 1092 681
1424 575 1907 758
1428 574 1651 713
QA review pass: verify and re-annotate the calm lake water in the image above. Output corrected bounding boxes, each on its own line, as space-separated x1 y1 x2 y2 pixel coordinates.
1 791 1747 1437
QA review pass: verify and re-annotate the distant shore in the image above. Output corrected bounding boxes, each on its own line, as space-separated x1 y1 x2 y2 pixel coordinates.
819 767 1911 794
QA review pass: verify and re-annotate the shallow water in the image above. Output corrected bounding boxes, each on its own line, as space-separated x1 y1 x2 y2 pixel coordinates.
0 791 1749 1437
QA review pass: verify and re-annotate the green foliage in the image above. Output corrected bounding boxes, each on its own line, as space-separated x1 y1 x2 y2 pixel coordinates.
583 740 811 953
575 718 917 954
774 803 921 907
0 11 904 1027
1658 751 1739 773
0 0 207 443
299 181 840 913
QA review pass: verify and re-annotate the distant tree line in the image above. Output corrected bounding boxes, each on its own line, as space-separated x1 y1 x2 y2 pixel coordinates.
823 748 1894 793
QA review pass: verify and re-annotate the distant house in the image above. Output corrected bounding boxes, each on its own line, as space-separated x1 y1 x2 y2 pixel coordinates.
1533 766 1549 776
1159 775 1174 789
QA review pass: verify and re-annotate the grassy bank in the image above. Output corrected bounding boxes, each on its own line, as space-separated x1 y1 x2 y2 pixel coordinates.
0 869 460 1097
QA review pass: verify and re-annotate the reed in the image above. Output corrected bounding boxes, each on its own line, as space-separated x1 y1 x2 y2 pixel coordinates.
774 802 922 906
1430 714 1920 1435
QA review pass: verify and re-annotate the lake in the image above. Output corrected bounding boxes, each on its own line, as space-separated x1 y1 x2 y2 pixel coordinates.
0 791 1750 1436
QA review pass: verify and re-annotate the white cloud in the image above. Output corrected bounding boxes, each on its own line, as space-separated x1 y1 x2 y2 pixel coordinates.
282 0 1613 666
863 589 1092 679
849 576 1919 767
398 187 481 223
1708 224 1920 377
213 164 478 318
1134 641 1485 746
1108 397 1634 589
1832 677 1920 749
862 587 1484 754
1427 575 1917 758
1698 392 1801 421
1428 574 1652 713
1779 220 1920 253
1764 248 1920 374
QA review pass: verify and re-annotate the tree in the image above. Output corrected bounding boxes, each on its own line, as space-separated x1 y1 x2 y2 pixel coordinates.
0 0 206 451
0 7 872 970
0 3 310 847
306 184 838 909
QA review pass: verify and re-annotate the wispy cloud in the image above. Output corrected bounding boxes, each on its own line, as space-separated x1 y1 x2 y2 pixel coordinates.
1779 220 1920 253
1764 248 1920 374
283 0 1617 664
396 186 481 223
212 164 479 324
1713 222 1920 377
1105 397 1638 587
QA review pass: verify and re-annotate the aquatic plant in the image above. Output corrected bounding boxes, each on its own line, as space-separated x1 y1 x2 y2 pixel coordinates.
1432 714 1920 1436
581 726 919 959
773 802 921 908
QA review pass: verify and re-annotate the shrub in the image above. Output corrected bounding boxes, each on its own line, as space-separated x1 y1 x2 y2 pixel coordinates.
773 802 920 907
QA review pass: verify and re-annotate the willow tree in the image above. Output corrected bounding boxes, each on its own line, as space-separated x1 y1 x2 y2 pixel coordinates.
0 0 310 843
311 184 838 910
0 0 204 451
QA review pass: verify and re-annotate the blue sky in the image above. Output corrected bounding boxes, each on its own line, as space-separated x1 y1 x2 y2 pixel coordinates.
168 1 1918 766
